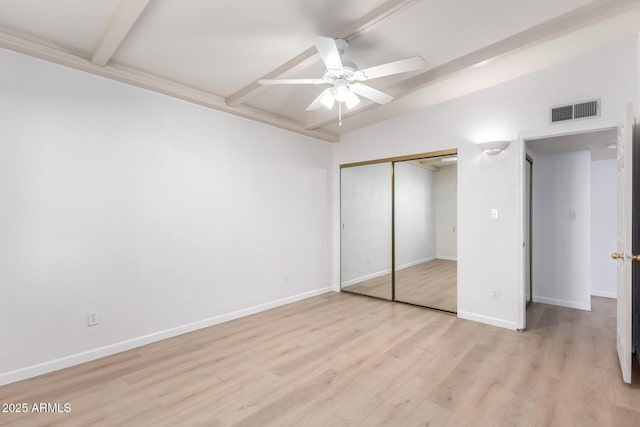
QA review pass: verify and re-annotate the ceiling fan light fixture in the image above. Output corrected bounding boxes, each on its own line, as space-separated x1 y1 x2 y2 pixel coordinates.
345 91 360 109
333 82 350 103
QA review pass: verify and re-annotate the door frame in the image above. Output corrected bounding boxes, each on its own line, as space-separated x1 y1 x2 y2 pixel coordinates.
515 120 619 331
525 154 533 306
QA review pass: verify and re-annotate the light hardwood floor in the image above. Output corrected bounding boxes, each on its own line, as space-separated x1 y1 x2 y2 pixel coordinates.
343 259 457 312
1 293 639 426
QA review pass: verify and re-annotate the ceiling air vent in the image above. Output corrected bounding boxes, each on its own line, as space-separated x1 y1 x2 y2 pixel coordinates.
551 99 600 123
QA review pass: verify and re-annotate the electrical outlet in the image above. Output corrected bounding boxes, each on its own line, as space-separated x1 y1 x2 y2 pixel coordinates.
569 210 576 221
491 209 499 219
491 289 500 301
284 275 289 285
87 311 99 327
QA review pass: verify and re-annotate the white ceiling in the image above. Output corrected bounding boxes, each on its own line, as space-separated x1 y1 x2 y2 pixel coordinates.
527 128 618 160
0 0 638 142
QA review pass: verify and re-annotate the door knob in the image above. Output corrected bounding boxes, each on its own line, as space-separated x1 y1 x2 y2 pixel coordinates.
633 254 640 261
612 252 624 259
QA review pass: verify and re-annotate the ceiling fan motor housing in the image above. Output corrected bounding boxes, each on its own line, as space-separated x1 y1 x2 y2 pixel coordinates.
325 60 358 82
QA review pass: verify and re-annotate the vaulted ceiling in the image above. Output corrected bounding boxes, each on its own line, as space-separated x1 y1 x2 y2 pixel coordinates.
1 0 639 142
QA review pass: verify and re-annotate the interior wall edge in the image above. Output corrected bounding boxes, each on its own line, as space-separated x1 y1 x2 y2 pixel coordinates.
0 286 333 387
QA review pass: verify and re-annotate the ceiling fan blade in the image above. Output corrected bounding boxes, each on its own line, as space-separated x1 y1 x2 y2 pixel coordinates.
306 88 334 111
313 36 343 71
354 56 425 81
258 78 327 85
350 83 393 105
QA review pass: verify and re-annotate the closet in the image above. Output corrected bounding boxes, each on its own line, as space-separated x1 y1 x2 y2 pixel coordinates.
340 150 458 313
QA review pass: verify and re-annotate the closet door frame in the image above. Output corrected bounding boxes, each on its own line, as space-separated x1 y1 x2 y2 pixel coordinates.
340 148 457 311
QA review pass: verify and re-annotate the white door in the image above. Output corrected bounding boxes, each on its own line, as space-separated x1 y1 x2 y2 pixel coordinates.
614 103 634 384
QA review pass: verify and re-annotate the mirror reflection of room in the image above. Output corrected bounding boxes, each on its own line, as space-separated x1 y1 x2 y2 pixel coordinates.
340 162 392 300
395 155 457 312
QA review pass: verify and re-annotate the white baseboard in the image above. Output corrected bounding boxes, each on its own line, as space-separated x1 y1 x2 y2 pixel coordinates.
341 268 391 287
396 256 436 271
457 311 518 330
436 256 457 261
591 290 617 299
341 256 436 287
0 286 332 387
533 296 591 311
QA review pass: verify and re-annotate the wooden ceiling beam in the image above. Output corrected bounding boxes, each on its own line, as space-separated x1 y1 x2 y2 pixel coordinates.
91 0 151 66
225 0 419 107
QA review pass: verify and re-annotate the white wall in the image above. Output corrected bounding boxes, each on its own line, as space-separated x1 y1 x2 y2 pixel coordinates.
532 151 592 310
591 159 618 298
395 162 436 267
434 166 457 260
340 163 392 284
332 37 638 330
0 48 332 385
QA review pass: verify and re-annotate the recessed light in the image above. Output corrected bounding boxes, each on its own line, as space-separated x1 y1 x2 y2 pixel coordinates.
441 157 457 162
603 143 617 150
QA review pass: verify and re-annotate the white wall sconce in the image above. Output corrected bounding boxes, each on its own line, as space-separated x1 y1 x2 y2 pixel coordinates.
478 140 510 155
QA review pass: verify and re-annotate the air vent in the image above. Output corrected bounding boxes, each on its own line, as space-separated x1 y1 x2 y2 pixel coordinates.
551 99 600 123
574 100 599 119
551 105 573 122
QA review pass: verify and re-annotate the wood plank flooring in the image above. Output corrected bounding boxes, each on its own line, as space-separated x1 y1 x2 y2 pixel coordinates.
343 259 457 312
0 293 639 426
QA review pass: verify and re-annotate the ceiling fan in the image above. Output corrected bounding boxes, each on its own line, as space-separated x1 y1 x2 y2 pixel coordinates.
259 36 426 125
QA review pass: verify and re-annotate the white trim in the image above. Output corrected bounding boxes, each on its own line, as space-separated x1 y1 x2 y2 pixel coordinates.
436 256 457 261
520 120 618 141
341 256 436 287
515 135 527 331
592 290 617 299
341 268 390 287
0 287 332 387
533 296 591 311
457 311 518 330
397 256 436 270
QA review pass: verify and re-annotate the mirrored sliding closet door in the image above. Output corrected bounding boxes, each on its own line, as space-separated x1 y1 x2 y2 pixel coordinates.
340 150 457 313
394 155 458 312
340 162 392 300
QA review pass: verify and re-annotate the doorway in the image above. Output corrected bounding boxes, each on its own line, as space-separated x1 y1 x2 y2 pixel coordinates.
340 149 458 314
525 128 618 313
